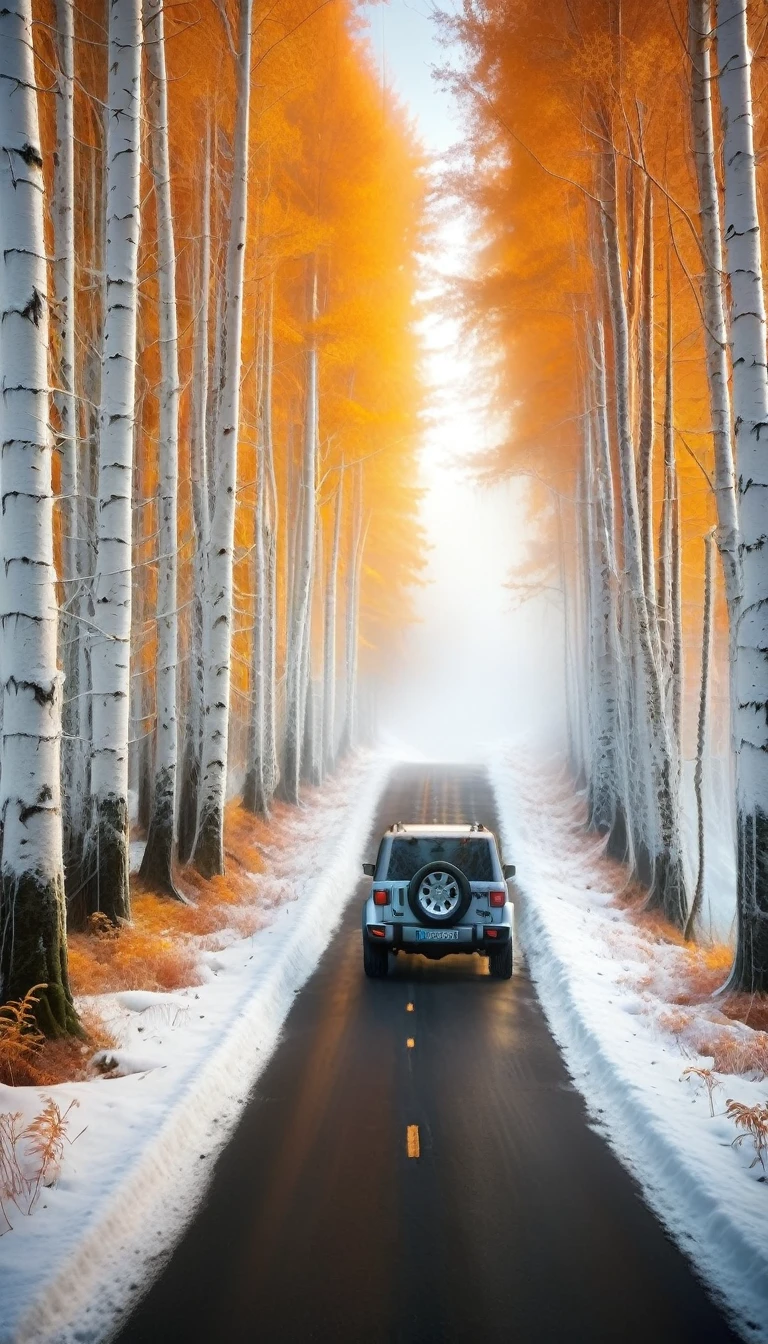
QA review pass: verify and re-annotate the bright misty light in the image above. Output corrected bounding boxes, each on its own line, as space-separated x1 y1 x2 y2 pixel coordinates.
361 1 566 760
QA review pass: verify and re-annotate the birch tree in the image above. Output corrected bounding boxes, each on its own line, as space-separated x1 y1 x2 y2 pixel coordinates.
243 304 268 813
139 0 182 895
598 134 687 927
586 319 625 850
686 532 715 941
0 0 78 1032
82 0 143 923
717 0 768 991
281 264 318 803
688 0 742 623
322 475 343 773
193 0 253 877
53 0 85 876
178 126 212 861
339 462 365 757
260 279 280 808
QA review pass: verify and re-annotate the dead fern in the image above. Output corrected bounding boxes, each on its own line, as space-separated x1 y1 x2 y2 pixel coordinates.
725 1099 768 1170
682 1066 721 1117
0 986 46 1086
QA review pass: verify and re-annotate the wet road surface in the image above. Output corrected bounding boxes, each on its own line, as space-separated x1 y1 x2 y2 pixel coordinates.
115 764 741 1344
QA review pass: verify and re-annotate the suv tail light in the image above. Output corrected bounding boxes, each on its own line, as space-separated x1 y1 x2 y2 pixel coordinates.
489 889 506 908
373 889 389 906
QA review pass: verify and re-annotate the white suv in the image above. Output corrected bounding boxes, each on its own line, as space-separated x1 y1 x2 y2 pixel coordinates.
361 823 515 979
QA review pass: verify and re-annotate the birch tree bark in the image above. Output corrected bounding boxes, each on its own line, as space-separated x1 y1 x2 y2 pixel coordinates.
718 0 768 991
83 0 142 923
689 0 742 621
53 0 85 877
243 304 268 812
193 0 253 877
140 0 182 895
686 532 715 940
0 0 78 1032
637 180 656 609
178 126 212 862
598 136 688 927
339 463 365 758
589 319 629 859
323 476 343 773
281 265 318 803
261 279 280 807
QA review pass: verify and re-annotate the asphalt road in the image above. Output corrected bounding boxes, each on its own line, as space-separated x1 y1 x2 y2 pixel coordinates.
115 764 741 1344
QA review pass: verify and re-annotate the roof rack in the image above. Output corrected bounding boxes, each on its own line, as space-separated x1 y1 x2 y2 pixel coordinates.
469 822 486 831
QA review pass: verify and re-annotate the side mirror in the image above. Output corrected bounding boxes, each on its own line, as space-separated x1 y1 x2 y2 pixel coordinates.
362 862 375 877
503 864 516 880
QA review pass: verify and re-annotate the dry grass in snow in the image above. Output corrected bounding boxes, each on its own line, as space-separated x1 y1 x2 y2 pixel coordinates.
496 752 768 1121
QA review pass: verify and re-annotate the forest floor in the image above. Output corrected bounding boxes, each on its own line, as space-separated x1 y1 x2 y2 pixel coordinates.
0 752 389 1344
492 746 768 1342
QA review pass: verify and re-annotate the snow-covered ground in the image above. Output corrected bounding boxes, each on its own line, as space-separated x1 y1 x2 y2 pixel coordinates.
492 746 768 1344
0 753 389 1344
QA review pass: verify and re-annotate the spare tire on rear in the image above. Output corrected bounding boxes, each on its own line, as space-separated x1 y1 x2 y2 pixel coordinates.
408 861 471 927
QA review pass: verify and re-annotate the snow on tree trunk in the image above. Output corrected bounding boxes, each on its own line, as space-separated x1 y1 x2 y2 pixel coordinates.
686 531 715 940
83 0 142 923
323 476 343 774
599 137 687 927
718 0 768 991
281 266 318 804
0 0 78 1034
178 126 212 863
193 0 253 878
689 0 742 623
139 0 181 896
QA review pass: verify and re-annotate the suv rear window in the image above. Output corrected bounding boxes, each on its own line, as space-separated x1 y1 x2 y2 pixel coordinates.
386 836 495 882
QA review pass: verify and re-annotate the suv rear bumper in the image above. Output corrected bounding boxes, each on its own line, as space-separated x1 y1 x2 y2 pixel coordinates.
365 922 511 953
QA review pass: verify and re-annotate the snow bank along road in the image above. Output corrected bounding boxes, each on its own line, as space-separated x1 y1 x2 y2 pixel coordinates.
115 764 741 1344
1 756 388 1344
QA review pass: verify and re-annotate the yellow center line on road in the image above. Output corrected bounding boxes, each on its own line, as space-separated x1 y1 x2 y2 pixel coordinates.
406 1125 420 1158
406 1037 415 1048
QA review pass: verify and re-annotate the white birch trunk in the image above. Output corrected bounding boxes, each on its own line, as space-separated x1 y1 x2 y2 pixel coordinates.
689 0 742 620
658 269 675 683
718 0 768 990
599 137 687 926
261 279 280 806
339 464 365 757
637 180 656 612
140 0 181 894
686 531 715 940
588 319 629 855
244 302 268 812
0 0 77 1032
179 130 212 861
281 266 318 803
323 476 343 773
193 0 253 877
84 0 142 923
53 0 85 874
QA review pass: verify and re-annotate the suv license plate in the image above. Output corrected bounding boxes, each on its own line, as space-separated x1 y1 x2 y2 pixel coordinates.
416 928 460 941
